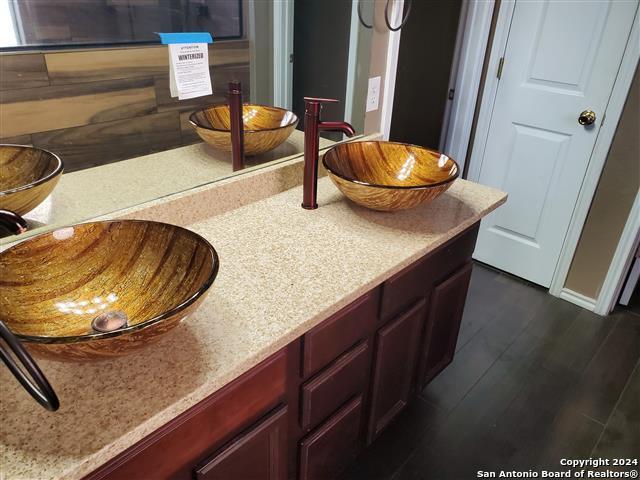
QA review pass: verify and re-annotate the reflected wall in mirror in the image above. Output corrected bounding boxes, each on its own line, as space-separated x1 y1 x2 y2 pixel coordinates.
0 0 375 241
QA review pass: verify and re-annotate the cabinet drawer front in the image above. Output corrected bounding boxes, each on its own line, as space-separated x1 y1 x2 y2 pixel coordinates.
299 396 363 480
368 299 426 442
380 223 478 322
85 350 287 480
303 288 379 378
195 405 288 480
301 341 369 431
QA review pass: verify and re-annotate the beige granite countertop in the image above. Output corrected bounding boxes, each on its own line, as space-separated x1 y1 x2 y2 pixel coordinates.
11 130 333 243
0 176 506 480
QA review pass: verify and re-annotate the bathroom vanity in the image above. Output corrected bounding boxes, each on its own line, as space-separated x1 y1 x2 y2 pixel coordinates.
85 224 478 480
0 162 506 480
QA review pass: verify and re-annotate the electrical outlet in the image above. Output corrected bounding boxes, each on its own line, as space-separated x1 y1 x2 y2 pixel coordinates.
366 76 381 113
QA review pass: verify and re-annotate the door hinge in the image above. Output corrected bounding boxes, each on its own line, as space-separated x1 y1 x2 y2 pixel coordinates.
289 53 294 63
497 57 505 80
448 88 455 100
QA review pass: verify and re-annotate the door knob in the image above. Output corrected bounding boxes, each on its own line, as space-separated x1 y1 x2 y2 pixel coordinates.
578 110 596 126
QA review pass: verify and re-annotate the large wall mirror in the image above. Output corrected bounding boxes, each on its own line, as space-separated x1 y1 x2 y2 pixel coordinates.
0 0 374 240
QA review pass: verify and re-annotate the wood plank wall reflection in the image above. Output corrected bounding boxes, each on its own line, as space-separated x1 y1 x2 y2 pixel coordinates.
0 41 250 172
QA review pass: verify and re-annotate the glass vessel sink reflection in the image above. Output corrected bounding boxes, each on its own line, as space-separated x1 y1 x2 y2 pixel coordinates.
189 104 299 156
0 220 219 361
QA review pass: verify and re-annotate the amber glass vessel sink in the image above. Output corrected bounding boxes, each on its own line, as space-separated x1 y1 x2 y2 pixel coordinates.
323 141 459 211
0 220 219 361
0 145 63 215
190 104 298 156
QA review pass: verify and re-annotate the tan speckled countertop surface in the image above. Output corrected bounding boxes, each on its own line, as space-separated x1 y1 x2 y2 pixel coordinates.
0 176 506 480
11 130 333 243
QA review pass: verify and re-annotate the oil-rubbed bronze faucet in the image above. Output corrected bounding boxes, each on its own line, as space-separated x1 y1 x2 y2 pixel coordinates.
228 80 245 172
302 97 355 209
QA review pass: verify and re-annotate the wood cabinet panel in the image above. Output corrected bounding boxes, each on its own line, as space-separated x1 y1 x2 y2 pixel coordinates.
418 262 473 387
299 396 363 480
303 288 379 378
194 405 288 480
368 299 426 442
301 341 369 431
380 224 478 323
84 350 287 480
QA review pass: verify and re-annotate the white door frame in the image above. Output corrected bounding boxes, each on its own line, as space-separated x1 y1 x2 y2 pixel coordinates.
440 0 495 173
551 4 639 308
380 0 404 140
466 0 640 311
273 0 294 110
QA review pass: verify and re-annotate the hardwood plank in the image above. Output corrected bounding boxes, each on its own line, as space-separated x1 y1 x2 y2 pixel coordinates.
0 54 50 90
1 78 156 137
45 41 250 85
395 285 606 478
421 276 549 412
31 111 181 172
340 396 440 480
592 361 640 458
565 312 640 424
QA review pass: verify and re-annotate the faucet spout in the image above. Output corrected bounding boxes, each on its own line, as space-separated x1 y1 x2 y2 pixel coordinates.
318 121 356 137
302 97 356 210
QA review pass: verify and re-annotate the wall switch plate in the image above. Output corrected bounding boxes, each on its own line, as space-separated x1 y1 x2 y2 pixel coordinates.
366 76 381 113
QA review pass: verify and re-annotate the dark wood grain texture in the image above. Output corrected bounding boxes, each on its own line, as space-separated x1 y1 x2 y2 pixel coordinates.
301 341 370 432
303 289 379 378
299 396 364 480
195 405 288 480
418 262 472 387
368 299 426 443
31 111 181 172
84 350 287 480
380 224 478 323
1 41 250 170
0 54 49 90
345 264 640 480
1 78 157 138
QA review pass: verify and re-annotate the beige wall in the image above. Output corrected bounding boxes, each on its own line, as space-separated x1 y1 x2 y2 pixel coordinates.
564 66 640 299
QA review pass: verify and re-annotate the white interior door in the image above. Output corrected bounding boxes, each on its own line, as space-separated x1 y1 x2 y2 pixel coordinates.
473 0 638 287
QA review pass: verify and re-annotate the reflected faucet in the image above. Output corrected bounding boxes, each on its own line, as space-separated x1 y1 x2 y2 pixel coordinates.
302 97 355 210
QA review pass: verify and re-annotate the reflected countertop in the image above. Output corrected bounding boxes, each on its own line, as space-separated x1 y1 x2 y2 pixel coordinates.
0 172 506 480
7 130 333 243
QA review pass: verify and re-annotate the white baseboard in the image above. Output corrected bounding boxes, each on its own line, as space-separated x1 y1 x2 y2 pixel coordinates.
558 288 597 312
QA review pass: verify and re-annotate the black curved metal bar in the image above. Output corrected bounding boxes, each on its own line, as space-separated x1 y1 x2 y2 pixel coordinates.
0 321 59 411
384 0 413 32
0 210 28 235
357 0 373 29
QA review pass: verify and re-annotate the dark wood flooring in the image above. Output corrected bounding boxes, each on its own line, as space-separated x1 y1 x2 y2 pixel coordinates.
342 263 640 480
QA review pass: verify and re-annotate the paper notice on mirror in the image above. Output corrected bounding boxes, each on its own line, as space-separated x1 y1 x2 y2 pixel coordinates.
168 43 212 100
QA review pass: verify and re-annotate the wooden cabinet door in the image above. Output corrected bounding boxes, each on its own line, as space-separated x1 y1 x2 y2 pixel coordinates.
418 262 473 387
299 396 363 480
194 406 288 480
367 299 426 442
